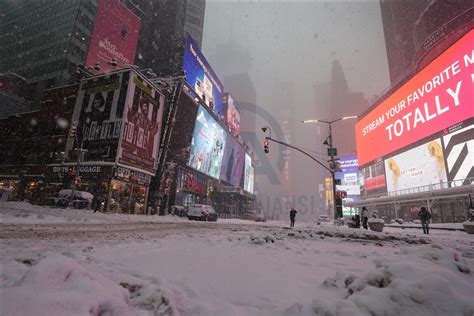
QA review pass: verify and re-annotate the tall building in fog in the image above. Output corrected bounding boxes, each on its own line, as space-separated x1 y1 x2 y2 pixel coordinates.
380 0 472 86
0 0 97 93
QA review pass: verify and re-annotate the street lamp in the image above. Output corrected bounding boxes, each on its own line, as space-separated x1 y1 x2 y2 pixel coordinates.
302 115 358 220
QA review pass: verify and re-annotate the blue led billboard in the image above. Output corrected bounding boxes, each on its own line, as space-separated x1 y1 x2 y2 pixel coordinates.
183 33 225 117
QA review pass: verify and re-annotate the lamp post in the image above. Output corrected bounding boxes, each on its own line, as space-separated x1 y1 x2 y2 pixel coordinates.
302 116 358 220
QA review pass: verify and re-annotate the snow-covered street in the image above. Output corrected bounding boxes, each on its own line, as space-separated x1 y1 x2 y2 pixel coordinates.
1 202 474 316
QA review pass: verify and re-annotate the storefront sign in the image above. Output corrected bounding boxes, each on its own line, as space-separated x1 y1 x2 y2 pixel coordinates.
52 166 104 174
184 173 206 194
114 166 151 185
355 30 474 166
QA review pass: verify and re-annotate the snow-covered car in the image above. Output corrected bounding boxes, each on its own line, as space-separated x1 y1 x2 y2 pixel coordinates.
255 213 267 222
187 204 218 222
317 215 331 224
46 190 93 209
171 205 187 217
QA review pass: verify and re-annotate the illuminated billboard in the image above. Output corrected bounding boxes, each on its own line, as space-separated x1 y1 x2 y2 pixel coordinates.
360 160 387 195
244 153 254 193
183 33 225 116
117 72 165 174
335 155 361 196
224 93 240 136
86 0 141 74
384 138 448 192
219 137 245 187
356 30 474 166
67 72 128 162
441 119 473 186
188 106 227 179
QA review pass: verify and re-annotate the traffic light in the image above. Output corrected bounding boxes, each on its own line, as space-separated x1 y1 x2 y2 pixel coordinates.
335 190 347 199
264 139 269 153
74 177 81 185
69 122 77 138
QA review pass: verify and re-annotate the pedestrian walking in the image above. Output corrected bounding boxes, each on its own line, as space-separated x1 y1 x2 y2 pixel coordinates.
418 206 432 234
361 207 369 230
290 209 297 228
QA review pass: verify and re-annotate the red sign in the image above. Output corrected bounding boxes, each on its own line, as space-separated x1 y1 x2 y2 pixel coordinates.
356 30 474 166
185 173 206 194
85 0 141 74
118 73 165 174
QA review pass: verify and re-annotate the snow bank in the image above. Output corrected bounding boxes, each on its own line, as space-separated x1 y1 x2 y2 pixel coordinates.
368 218 385 224
0 255 135 316
313 245 474 316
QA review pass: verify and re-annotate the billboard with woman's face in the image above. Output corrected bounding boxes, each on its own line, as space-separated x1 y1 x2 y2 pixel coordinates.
384 138 448 192
188 106 227 179
117 72 165 174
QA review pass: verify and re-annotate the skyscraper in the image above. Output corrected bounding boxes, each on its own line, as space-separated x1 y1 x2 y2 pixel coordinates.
380 0 472 87
0 0 206 99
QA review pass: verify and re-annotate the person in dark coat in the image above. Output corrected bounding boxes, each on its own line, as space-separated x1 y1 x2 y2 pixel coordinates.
290 209 297 228
361 207 369 230
418 206 432 234
354 214 361 228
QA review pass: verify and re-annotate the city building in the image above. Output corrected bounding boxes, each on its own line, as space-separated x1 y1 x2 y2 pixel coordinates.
380 0 473 87
0 0 206 111
350 28 473 223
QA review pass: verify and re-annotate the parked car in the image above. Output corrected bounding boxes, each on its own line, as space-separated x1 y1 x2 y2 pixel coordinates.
45 190 93 209
255 213 267 222
240 211 257 221
171 205 187 217
187 204 218 222
317 215 331 225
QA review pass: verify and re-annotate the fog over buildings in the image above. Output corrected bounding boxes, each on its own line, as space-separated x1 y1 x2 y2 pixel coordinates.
202 1 390 219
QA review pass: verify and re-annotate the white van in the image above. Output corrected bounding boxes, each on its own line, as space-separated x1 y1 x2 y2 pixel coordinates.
187 204 218 221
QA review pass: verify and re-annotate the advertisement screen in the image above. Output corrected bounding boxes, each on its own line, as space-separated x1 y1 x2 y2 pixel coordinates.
360 160 386 195
69 72 128 162
183 33 224 116
441 119 474 186
188 106 227 179
224 93 240 136
219 138 245 187
384 138 448 192
356 30 474 166
244 153 254 193
335 155 361 196
117 72 165 174
85 0 141 74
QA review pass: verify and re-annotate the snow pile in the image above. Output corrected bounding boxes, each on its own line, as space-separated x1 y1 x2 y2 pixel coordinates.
313 245 474 316
368 218 385 224
0 255 136 316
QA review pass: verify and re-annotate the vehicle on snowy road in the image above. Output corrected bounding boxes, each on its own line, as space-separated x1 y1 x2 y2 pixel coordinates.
187 204 218 222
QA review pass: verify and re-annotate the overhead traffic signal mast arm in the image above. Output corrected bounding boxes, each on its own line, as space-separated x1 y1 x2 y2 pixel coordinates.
264 136 333 174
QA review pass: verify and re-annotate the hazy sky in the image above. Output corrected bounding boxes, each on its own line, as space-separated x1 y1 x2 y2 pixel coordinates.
201 0 391 217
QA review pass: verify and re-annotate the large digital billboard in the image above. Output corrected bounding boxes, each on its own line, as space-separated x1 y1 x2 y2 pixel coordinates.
86 0 141 74
183 33 224 116
360 160 387 195
441 119 473 186
384 138 448 192
244 153 254 193
219 137 245 187
224 93 240 136
188 106 227 179
356 30 474 166
117 72 165 174
335 155 361 196
67 72 128 162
